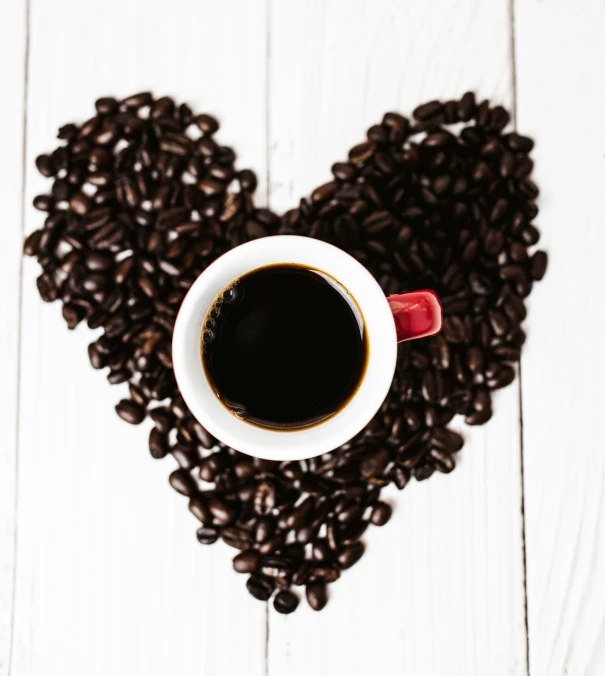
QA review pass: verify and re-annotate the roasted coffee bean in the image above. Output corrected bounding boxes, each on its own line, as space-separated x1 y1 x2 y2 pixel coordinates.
506 133 534 153
430 448 456 473
359 446 390 478
348 141 375 164
465 408 493 425
208 495 237 525
149 427 168 459
273 590 299 614
311 564 340 583
287 496 315 528
258 534 285 555
196 526 219 545
531 250 548 281
432 427 464 453
189 497 212 523
370 502 392 526
487 364 515 389
169 469 196 497
222 526 253 549
233 550 261 574
172 447 199 471
121 91 152 108
246 574 275 601
194 113 219 134
413 100 443 120
115 399 145 425
33 195 53 212
254 481 276 515
337 542 365 569
306 581 328 611
339 519 367 546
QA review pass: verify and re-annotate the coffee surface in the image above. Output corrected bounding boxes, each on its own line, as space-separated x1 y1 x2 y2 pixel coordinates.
202 264 367 429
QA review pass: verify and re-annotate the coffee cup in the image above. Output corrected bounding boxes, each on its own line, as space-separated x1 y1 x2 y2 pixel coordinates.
173 235 441 461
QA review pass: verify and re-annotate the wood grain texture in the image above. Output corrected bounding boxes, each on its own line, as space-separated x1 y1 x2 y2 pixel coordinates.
0 2 27 675
267 2 528 675
515 1 605 675
6 0 601 674
11 1 268 675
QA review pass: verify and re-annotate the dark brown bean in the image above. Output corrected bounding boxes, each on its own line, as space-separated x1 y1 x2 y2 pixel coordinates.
115 399 145 425
337 542 364 569
208 496 237 525
273 590 299 614
246 574 275 601
149 428 168 459
413 100 443 120
306 581 328 611
196 526 219 545
370 502 392 526
169 469 196 497
531 251 548 281
233 550 261 574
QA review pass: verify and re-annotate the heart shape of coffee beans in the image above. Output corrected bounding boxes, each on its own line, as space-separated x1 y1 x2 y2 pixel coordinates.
25 91 546 615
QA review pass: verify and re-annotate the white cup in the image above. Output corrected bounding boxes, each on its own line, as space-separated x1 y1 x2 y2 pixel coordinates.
172 235 440 461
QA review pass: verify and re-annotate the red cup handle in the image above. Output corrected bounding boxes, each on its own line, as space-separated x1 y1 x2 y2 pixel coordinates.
387 290 442 343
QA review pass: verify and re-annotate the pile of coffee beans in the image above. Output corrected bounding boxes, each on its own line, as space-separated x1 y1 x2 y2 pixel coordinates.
24 92 546 614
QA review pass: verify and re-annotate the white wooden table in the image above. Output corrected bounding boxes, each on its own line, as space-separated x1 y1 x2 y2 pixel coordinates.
1 1 604 674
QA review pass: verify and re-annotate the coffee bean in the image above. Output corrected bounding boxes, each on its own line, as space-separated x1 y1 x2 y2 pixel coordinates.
222 526 253 549
431 427 464 453
506 133 534 153
121 92 152 108
311 564 340 583
430 448 456 473
370 502 392 526
35 154 55 177
531 251 548 281
413 100 443 120
337 542 364 569
306 581 328 611
338 519 367 546
208 495 237 525
149 428 168 459
189 496 212 523
33 195 53 211
259 534 285 556
196 526 219 545
254 481 276 515
194 114 219 134
487 364 515 389
169 469 196 497
115 399 145 425
246 574 275 601
273 590 299 614
348 141 375 164
458 92 476 121
359 446 390 478
465 408 492 425
233 550 261 574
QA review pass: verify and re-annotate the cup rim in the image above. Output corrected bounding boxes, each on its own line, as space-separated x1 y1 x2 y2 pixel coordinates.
172 235 398 461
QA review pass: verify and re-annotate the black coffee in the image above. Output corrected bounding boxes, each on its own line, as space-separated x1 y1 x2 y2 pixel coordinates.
201 264 367 429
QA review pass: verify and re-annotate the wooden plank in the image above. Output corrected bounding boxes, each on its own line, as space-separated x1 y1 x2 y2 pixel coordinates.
267 1 528 675
11 1 269 675
0 2 28 675
514 2 605 674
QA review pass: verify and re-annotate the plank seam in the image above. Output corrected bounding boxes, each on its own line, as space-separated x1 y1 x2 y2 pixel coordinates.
510 2 530 672
265 1 271 674
8 0 31 673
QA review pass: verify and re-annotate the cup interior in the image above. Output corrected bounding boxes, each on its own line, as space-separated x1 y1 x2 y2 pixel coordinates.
172 236 397 461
